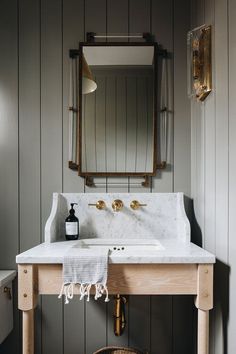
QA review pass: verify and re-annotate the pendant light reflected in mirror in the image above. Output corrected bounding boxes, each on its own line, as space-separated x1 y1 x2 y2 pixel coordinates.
82 54 97 94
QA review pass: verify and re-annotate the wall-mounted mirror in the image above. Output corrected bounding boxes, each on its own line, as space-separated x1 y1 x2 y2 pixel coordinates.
78 42 158 177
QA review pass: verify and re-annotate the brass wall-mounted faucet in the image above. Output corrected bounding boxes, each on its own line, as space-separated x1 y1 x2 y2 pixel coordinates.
112 199 124 212
88 200 106 210
130 200 147 210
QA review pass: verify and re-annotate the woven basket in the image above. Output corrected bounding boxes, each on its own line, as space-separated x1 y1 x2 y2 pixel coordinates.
93 346 144 354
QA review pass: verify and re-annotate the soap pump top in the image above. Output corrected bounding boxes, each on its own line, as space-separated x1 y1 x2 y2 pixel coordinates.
69 203 77 214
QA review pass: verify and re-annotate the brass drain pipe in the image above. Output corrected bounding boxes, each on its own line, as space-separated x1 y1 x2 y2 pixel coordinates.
113 294 127 336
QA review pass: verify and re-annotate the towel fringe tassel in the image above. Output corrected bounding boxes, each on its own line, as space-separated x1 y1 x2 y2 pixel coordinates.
58 283 109 304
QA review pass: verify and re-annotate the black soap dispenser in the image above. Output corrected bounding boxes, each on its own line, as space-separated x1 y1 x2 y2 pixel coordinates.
65 203 79 240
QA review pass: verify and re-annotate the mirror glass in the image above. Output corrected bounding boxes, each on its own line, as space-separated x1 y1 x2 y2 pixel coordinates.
79 44 156 176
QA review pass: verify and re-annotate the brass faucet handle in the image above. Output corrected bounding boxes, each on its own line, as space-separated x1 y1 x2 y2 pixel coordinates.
112 199 124 212
130 200 147 210
88 200 106 210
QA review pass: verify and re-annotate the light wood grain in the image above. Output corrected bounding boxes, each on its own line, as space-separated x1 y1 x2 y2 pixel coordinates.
198 310 209 354
37 264 198 295
195 264 213 311
23 310 34 354
18 265 38 311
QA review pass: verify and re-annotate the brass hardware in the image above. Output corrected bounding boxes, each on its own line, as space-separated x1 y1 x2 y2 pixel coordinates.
142 175 150 187
112 199 124 212
85 176 94 187
23 293 27 298
24 269 27 274
130 200 147 210
88 200 106 210
114 294 127 336
157 161 167 169
4 287 12 300
188 25 212 101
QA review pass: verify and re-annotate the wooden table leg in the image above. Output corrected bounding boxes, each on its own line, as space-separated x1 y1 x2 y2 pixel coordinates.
198 309 209 354
195 264 213 354
23 310 34 354
18 264 38 354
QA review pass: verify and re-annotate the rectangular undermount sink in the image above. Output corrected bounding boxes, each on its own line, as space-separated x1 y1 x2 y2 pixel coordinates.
75 238 164 252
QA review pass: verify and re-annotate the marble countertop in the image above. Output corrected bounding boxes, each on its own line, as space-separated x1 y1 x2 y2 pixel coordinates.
16 239 215 264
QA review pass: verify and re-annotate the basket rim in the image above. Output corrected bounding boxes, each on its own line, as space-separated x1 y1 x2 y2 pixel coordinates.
93 346 144 354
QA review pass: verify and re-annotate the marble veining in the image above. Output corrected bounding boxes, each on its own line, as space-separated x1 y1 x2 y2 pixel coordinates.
45 192 190 243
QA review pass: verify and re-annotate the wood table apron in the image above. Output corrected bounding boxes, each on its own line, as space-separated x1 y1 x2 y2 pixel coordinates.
18 263 213 354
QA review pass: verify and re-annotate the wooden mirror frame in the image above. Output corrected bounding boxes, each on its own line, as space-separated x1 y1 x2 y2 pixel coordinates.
77 41 158 178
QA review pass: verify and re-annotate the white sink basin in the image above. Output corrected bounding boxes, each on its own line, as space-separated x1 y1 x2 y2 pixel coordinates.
75 238 164 253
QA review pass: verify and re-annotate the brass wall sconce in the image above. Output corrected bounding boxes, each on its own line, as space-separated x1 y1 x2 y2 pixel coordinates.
187 25 212 101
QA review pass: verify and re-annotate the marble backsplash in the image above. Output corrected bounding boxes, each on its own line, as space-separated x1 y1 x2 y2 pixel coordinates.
45 193 190 243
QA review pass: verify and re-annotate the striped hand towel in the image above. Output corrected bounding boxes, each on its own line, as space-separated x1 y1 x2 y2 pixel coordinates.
58 246 109 304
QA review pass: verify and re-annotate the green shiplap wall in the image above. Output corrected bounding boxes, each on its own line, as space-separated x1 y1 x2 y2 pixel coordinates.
0 0 191 353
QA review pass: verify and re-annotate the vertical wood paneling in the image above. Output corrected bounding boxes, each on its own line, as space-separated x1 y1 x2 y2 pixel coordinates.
106 1 129 347
106 77 116 172
41 296 63 354
173 1 193 354
62 3 85 351
151 1 173 353
129 296 151 352
95 76 107 173
126 77 137 172
0 0 18 270
214 0 229 264
214 3 229 354
64 298 85 354
41 0 63 235
150 296 172 354
41 1 63 353
84 0 107 189
136 77 148 172
85 300 107 354
19 0 41 252
173 0 191 196
228 1 236 353
127 2 152 351
151 0 174 193
116 77 127 173
107 0 129 189
84 3 107 352
84 92 96 172
129 0 152 189
19 2 42 352
204 0 216 255
192 0 205 247
204 3 216 353
63 0 85 192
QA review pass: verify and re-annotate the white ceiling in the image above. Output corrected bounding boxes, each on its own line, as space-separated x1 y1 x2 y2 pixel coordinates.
83 46 154 66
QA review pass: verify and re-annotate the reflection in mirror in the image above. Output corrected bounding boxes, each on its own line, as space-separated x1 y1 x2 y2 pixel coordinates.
79 44 156 176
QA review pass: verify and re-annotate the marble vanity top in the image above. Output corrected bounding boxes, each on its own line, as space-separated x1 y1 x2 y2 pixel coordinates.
16 192 215 265
16 239 215 264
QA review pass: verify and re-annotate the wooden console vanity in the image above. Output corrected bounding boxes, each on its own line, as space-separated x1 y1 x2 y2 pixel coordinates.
16 193 215 354
17 261 213 354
